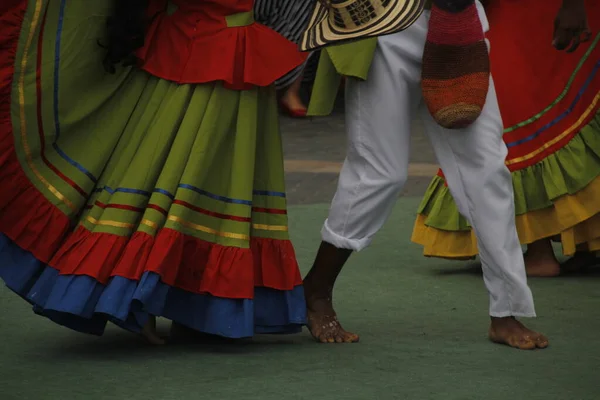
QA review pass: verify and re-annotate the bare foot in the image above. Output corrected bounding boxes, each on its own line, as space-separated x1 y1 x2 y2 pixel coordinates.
524 251 560 277
303 242 358 343
524 239 560 277
141 316 165 345
305 295 359 344
489 317 549 350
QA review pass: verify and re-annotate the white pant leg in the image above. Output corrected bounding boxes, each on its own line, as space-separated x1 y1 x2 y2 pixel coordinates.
321 15 428 251
418 62 535 316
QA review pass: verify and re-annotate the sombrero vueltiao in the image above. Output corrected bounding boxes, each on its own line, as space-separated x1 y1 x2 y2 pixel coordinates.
300 0 427 52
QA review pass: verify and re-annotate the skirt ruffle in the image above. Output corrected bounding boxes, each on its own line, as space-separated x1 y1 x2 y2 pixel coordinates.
0 0 306 338
412 115 600 259
1 234 305 337
411 0 600 259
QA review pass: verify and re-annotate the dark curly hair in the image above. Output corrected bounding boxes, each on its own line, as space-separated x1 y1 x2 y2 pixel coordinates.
101 0 149 74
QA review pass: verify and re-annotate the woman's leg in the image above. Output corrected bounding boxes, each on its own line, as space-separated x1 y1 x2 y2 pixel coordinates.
141 316 165 345
280 68 307 116
524 239 560 277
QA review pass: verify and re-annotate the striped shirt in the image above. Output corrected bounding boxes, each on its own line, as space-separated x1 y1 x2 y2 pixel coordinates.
254 0 318 89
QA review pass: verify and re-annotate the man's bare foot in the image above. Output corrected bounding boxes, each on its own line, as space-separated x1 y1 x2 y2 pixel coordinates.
141 316 165 345
305 296 359 343
524 239 561 277
489 317 549 350
303 242 358 343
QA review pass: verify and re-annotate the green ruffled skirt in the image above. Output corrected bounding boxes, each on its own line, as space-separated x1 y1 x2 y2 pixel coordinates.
0 0 305 338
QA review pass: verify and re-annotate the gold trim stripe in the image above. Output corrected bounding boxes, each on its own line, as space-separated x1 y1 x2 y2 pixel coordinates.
86 216 134 229
506 91 600 166
167 215 250 240
141 218 158 230
83 214 288 239
252 224 288 232
18 0 77 212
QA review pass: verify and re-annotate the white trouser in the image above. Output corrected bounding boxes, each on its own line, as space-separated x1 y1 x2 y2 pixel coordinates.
322 4 535 318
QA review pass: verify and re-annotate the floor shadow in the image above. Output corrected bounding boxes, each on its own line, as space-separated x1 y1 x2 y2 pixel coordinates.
24 329 315 362
430 261 600 279
431 262 483 277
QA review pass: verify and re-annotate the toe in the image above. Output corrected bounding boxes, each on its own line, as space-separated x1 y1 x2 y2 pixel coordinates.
514 336 536 350
322 333 334 343
316 328 332 343
535 334 549 349
315 331 328 343
345 332 359 343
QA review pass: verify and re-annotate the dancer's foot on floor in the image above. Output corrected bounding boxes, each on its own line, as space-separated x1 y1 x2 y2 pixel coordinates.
489 317 549 350
305 295 359 343
303 242 358 343
142 316 165 345
524 250 561 277
524 239 560 277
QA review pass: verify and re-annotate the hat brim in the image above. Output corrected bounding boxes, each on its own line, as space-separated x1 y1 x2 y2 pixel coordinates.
300 0 426 52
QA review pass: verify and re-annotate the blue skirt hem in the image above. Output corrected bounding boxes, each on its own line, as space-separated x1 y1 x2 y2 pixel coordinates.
0 234 307 338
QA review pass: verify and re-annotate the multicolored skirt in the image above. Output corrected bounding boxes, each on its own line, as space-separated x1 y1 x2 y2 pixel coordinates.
0 0 305 337
412 0 600 258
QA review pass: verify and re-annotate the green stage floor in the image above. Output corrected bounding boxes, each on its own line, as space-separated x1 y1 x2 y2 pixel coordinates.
1 198 599 400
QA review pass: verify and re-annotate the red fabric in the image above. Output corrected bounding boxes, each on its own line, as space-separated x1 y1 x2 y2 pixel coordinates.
486 0 600 169
137 0 308 89
0 0 23 15
0 0 74 262
437 0 600 181
51 227 302 299
0 1 302 298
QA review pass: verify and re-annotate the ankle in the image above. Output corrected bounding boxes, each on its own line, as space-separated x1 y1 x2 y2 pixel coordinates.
490 316 516 323
303 282 332 302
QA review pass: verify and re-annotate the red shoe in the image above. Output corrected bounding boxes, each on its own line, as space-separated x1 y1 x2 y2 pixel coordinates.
279 99 307 118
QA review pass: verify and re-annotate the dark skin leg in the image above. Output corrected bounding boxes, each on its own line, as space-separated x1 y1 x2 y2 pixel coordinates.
303 241 359 343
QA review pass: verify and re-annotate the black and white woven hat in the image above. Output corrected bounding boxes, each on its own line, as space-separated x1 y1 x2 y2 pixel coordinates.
300 0 426 51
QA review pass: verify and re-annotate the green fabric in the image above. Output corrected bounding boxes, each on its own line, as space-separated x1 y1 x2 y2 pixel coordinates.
307 39 378 116
225 10 254 27
2 200 600 400
12 0 291 247
14 0 123 216
417 114 600 231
